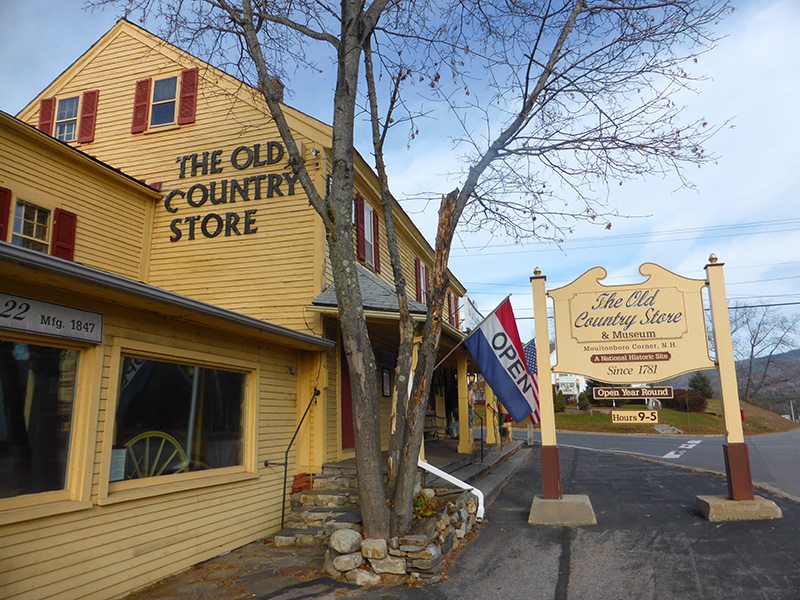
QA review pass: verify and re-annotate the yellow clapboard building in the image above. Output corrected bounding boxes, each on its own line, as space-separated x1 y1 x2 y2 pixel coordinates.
1 19 472 600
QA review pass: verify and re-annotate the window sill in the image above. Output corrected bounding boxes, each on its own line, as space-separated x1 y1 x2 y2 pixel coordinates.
98 467 257 506
143 123 181 135
0 498 91 526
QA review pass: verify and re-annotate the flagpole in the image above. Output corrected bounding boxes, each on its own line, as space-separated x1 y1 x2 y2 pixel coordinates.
433 294 511 371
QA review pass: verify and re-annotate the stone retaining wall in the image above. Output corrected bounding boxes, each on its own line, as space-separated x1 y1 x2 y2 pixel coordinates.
323 489 479 585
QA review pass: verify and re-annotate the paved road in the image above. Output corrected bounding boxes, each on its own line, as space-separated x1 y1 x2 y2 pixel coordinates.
361 447 800 600
511 428 800 498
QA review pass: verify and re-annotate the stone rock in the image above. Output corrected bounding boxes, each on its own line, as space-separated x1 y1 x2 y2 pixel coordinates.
273 535 296 547
441 532 455 556
369 555 407 575
459 507 469 522
421 488 436 499
455 522 468 539
465 496 477 514
447 502 459 514
389 548 406 557
330 528 362 554
361 538 388 559
436 514 450 532
389 536 399 550
345 568 381 586
297 533 321 547
412 556 443 572
323 550 340 578
399 534 429 548
407 544 441 561
410 516 437 541
332 552 363 572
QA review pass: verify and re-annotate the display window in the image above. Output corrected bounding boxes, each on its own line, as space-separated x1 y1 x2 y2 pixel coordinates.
101 340 257 503
111 356 245 481
0 340 78 499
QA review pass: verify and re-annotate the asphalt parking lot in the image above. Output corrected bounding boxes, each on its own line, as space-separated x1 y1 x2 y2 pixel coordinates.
367 446 800 600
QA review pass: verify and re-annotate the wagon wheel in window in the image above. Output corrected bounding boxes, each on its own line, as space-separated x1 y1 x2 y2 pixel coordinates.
124 431 189 479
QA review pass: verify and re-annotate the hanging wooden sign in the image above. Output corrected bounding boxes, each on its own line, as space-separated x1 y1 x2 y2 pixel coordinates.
549 263 713 384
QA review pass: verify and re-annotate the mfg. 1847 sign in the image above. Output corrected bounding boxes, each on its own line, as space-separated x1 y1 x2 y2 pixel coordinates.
550 263 714 383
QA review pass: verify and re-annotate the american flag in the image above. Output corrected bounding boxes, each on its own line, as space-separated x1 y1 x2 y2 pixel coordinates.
523 339 537 375
522 339 541 423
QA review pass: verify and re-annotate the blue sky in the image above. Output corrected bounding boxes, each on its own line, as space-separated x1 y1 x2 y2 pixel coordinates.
1 1 799 342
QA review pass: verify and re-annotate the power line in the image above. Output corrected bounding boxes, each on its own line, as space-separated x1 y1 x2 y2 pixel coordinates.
453 217 800 252
450 225 800 257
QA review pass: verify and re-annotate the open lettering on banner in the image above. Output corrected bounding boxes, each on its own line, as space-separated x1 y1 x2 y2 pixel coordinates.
549 263 714 384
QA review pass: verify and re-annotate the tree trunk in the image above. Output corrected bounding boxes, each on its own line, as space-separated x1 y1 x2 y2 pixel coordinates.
326 18 390 540
391 190 461 535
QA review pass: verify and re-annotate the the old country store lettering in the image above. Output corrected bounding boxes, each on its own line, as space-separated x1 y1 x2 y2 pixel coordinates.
573 289 685 340
164 142 300 242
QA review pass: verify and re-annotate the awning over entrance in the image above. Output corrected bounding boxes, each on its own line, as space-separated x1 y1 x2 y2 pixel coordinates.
311 263 428 315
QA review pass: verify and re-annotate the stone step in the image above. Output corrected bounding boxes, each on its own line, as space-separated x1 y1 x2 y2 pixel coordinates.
321 462 358 477
311 474 359 490
285 507 362 529
291 489 360 508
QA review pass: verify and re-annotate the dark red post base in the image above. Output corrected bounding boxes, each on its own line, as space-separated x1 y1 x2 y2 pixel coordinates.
541 445 563 500
723 442 754 501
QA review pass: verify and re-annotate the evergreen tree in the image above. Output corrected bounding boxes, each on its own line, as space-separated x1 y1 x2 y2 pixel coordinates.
688 372 714 399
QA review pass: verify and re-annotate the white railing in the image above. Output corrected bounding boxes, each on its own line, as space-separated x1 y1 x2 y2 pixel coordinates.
417 458 485 521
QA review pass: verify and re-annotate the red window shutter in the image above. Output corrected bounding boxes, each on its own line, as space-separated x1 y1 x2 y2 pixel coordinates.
131 78 151 134
38 97 56 135
0 187 11 242
415 258 422 302
177 68 198 125
355 195 365 262
372 209 380 273
77 90 99 143
426 266 431 299
448 292 454 326
51 208 78 261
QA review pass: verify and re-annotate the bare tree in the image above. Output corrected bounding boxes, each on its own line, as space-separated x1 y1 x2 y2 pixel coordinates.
91 0 731 539
730 303 800 401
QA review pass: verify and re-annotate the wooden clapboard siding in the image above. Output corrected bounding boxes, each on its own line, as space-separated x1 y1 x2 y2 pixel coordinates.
0 115 155 279
0 276 309 600
16 23 329 335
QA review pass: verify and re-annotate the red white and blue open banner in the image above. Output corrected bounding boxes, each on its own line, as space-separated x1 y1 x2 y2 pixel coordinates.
464 298 540 423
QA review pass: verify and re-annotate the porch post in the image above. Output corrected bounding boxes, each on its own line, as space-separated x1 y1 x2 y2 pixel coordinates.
413 335 426 461
457 351 474 454
485 384 498 446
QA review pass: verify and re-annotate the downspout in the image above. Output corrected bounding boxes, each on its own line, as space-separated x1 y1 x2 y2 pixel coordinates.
417 457 485 521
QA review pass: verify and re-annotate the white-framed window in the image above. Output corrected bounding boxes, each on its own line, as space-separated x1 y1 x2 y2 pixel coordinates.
364 203 375 268
12 199 50 253
150 76 178 127
54 96 79 142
